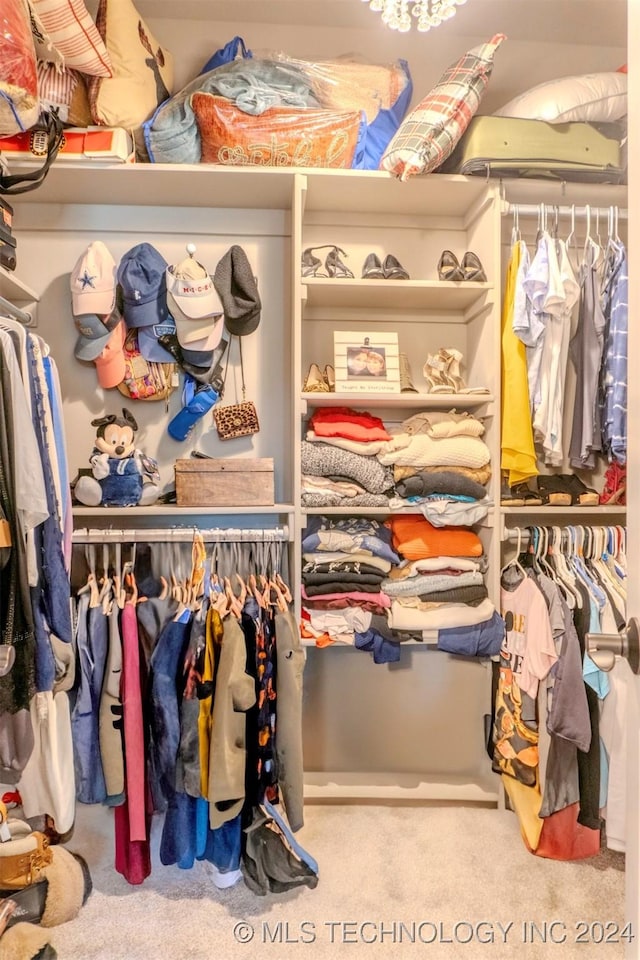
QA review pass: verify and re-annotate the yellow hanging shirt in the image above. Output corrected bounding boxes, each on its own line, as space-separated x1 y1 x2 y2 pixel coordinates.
501 241 538 485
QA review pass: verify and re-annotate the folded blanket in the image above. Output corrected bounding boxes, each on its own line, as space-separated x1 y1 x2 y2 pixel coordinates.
389 597 495 631
303 571 383 587
306 430 388 456
301 492 390 508
302 559 385 578
302 441 394 493
394 463 492 485
415 584 488 605
395 471 487 500
303 551 392 573
378 433 490 468
301 586 391 607
387 556 482 578
401 410 485 438
381 570 483 596
301 475 366 497
303 580 384 596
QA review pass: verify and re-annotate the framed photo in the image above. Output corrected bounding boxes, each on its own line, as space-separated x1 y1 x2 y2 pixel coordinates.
334 331 400 393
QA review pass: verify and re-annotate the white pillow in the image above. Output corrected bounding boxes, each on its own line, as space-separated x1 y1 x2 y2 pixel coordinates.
495 72 627 124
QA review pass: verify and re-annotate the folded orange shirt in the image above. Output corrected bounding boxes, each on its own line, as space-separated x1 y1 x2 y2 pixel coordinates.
385 515 483 559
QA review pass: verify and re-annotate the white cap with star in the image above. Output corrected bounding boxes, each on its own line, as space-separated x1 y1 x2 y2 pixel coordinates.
70 241 117 317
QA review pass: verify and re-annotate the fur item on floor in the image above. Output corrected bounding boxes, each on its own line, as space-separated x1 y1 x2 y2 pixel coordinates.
40 848 91 928
0 921 52 960
0 846 91 959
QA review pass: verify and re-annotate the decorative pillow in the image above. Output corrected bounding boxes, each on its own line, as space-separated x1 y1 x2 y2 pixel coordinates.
29 0 112 76
89 0 174 129
37 62 78 122
192 92 364 168
25 0 64 66
0 0 39 135
494 72 627 124
380 34 505 182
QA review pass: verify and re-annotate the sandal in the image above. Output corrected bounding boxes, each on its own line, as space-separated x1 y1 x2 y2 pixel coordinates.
557 473 600 506
303 362 330 392
439 348 490 395
501 480 543 507
535 475 573 506
325 246 354 279
301 246 330 278
422 352 455 393
361 253 385 279
437 250 464 282
383 254 410 280
461 251 487 282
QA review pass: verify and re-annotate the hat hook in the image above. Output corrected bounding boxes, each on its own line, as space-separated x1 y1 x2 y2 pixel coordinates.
186 243 197 258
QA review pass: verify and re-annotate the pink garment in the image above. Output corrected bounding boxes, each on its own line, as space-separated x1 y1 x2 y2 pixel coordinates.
500 578 557 700
114 797 151 885
121 602 146 841
300 586 391 607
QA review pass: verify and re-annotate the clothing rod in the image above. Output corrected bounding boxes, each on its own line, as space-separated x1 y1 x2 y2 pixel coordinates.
72 525 290 544
502 202 628 220
0 296 31 325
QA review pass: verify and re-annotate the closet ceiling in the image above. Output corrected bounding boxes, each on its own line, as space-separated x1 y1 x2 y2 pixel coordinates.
136 0 627 46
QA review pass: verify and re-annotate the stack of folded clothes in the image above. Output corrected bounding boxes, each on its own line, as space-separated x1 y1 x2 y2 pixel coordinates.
385 515 504 655
378 411 492 525
300 516 404 663
301 407 394 507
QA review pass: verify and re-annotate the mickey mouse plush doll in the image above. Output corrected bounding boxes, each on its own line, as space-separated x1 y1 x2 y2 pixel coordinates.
74 409 160 507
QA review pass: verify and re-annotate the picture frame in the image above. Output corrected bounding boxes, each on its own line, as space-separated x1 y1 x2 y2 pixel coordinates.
333 331 400 393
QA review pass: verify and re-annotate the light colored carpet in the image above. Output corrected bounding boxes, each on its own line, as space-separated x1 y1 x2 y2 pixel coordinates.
49 802 625 960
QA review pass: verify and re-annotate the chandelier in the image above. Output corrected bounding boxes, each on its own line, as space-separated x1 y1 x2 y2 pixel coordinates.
362 0 468 32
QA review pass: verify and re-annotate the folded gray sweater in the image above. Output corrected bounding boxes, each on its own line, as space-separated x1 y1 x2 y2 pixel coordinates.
301 441 394 494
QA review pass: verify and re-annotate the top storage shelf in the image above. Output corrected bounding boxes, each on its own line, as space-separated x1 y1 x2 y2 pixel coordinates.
0 266 39 303
13 164 494 218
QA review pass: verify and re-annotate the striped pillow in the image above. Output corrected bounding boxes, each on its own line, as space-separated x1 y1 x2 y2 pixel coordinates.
30 0 112 77
381 34 505 182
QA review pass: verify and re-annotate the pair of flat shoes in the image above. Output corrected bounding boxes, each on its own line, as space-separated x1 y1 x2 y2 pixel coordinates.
362 253 409 280
437 250 486 282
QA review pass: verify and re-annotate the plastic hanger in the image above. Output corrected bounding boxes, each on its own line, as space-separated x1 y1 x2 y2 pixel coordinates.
500 527 526 585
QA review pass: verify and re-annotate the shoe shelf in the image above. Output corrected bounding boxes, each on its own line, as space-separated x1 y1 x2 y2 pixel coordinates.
301 392 494 410
501 504 626 518
302 278 493 313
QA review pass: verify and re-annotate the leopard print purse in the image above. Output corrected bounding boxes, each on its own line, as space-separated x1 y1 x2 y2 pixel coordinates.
212 336 260 440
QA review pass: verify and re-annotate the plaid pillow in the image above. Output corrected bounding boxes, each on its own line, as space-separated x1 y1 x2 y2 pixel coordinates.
381 34 505 182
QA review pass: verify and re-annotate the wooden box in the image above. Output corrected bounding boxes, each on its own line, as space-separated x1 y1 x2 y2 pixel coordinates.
175 458 275 507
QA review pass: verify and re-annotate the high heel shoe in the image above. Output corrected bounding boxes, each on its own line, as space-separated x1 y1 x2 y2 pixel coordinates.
303 362 330 392
383 254 410 280
301 246 330 278
439 348 490 395
325 246 354 279
437 250 464 282
323 364 335 391
361 253 385 279
461 251 487 282
422 352 455 394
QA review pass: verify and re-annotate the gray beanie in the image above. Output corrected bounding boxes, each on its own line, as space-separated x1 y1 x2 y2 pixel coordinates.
213 245 261 336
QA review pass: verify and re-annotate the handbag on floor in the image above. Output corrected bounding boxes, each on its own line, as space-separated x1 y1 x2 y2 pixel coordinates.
212 335 260 440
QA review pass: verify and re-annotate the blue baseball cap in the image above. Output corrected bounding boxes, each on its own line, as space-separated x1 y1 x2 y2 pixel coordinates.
117 242 170 329
137 317 178 363
74 304 123 361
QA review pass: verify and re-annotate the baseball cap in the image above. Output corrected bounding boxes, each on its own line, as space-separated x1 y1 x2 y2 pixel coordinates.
74 303 123 361
137 317 177 363
166 255 224 346
71 241 117 317
117 242 170 329
94 320 126 389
